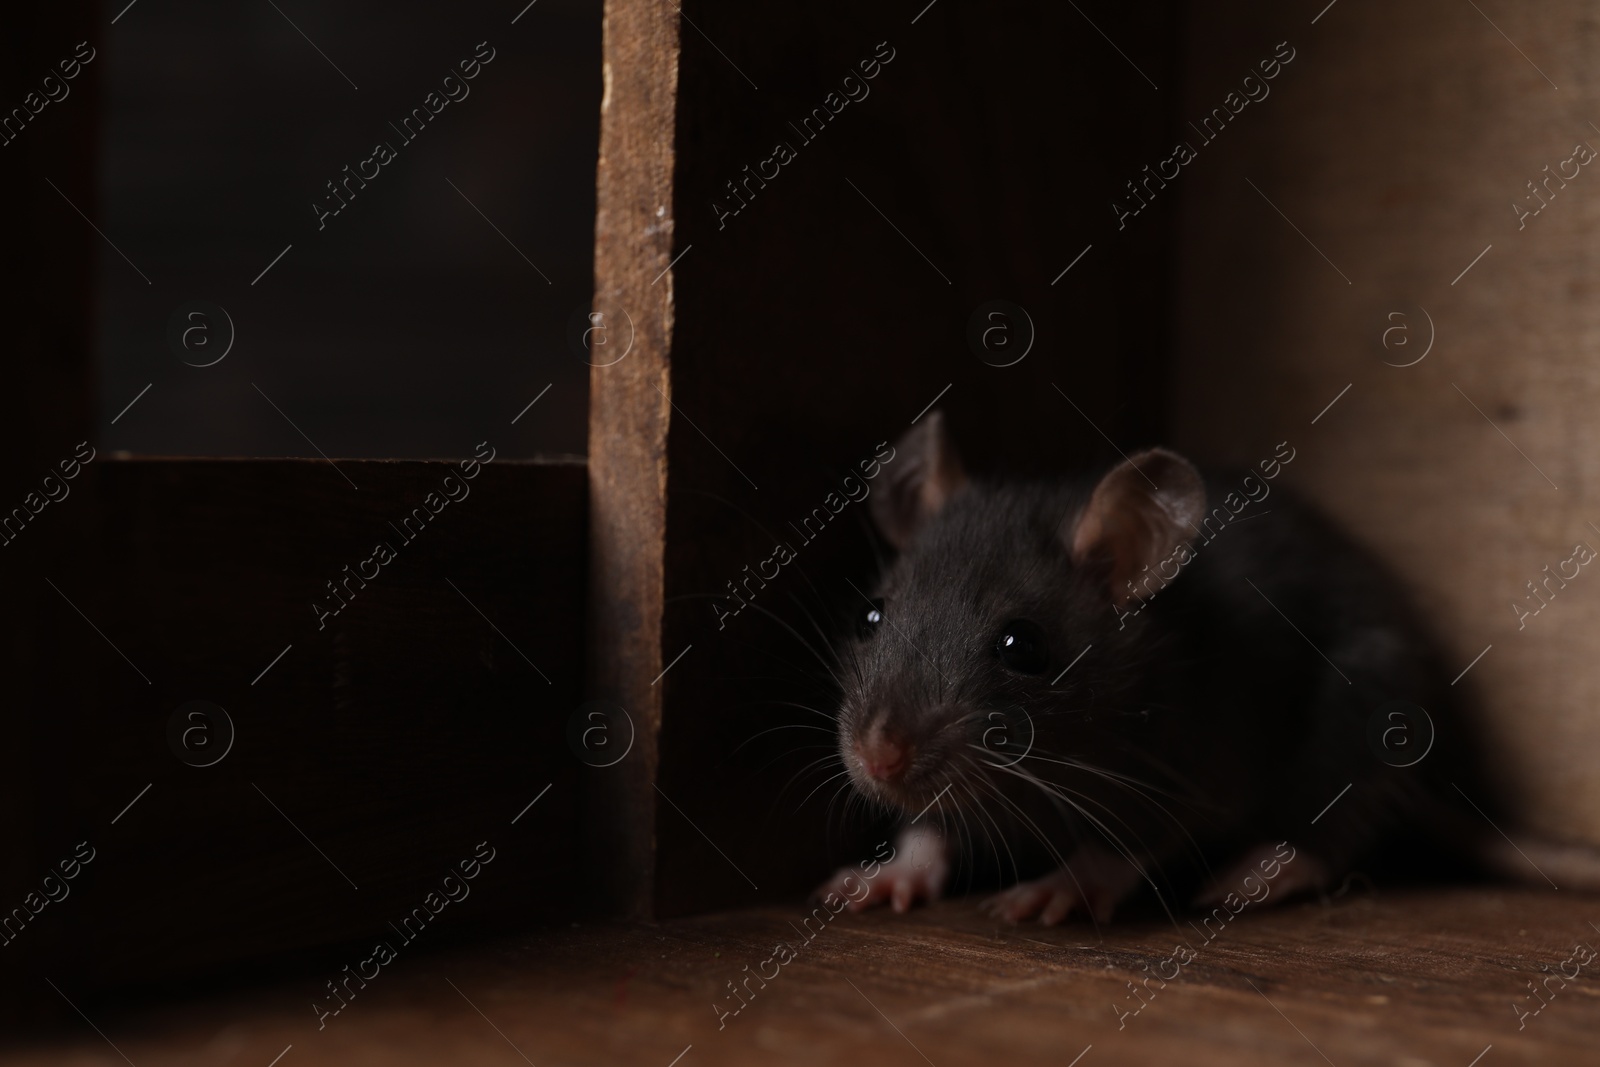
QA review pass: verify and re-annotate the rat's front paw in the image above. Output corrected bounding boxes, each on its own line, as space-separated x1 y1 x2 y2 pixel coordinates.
814 825 949 914
982 845 1144 925
1192 841 1323 908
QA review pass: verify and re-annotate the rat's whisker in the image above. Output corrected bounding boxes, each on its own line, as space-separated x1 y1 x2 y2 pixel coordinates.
774 751 846 808
798 767 853 813
731 723 837 758
740 698 838 723
969 764 1073 874
956 762 1020 887
1013 742 1207 866
826 774 858 828
957 779 999 882
968 774 1106 930
672 590 849 691
1021 749 1186 802
988 758 1177 926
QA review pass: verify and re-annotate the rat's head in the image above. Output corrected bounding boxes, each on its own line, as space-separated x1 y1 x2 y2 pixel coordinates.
835 412 1207 817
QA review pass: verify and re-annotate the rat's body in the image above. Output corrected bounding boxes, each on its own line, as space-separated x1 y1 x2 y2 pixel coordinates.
819 414 1507 923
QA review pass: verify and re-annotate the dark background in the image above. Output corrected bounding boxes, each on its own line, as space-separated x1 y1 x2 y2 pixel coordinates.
94 0 600 459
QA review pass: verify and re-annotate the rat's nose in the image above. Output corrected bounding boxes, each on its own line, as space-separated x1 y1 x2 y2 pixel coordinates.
855 729 912 782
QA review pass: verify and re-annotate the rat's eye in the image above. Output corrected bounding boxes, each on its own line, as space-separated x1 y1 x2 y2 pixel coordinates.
995 619 1049 674
858 598 885 639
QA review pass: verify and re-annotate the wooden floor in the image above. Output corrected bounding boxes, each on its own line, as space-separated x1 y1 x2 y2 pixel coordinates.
8 887 1600 1066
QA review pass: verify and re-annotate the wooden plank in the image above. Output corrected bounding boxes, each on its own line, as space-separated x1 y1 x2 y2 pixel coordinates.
1166 1 1600 844
9 458 587 1000
586 0 680 917
7 887 1597 1064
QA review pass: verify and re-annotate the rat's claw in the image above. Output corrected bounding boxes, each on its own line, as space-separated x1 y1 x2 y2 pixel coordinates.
1191 842 1324 909
983 845 1144 925
891 876 919 913
983 875 1085 925
814 827 950 914
1040 889 1077 926
811 866 861 907
814 859 945 912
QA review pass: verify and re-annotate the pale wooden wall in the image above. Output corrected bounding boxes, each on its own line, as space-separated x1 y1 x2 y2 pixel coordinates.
1171 1 1600 842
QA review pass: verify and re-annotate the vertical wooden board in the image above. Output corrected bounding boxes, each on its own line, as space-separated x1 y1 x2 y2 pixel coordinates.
634 0 1186 915
12 459 587 1003
1168 3 1600 840
586 0 680 918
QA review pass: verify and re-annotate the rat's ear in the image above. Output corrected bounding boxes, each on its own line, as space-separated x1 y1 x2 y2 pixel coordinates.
869 411 968 551
1069 448 1206 606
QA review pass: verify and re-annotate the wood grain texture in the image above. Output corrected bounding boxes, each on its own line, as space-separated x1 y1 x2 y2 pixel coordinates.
7 887 1598 1064
8 458 586 1003
586 0 681 918
1168 3 1600 843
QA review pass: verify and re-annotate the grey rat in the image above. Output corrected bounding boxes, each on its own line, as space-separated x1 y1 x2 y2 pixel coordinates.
816 412 1597 924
